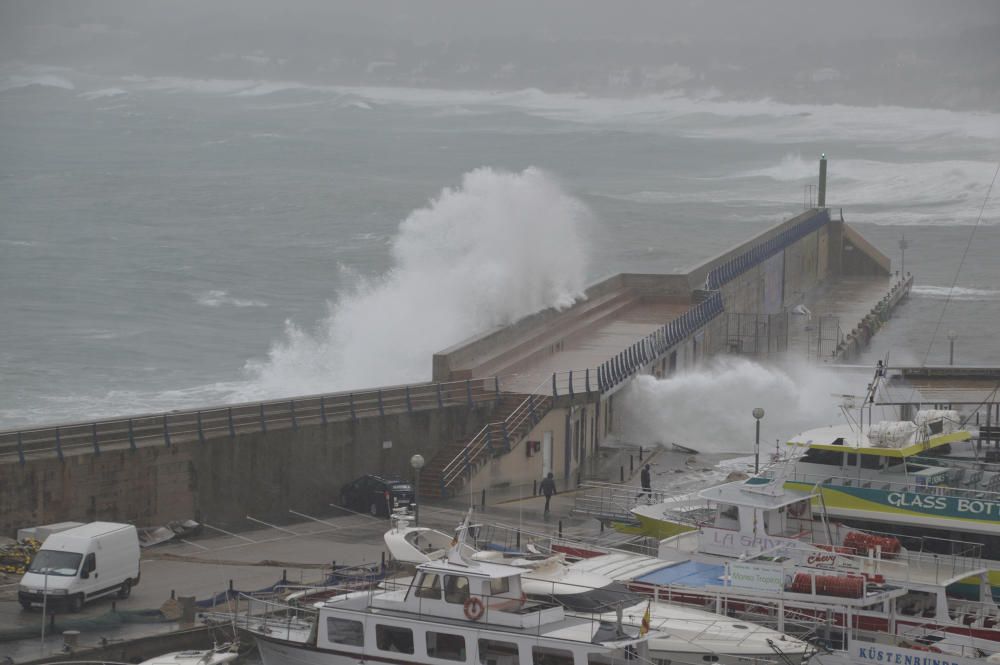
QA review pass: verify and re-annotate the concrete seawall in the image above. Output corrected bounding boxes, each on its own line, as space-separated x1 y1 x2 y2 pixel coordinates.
0 399 493 535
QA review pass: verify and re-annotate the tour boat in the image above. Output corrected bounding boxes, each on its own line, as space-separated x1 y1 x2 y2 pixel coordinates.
583 474 1000 654
247 517 662 665
383 514 814 664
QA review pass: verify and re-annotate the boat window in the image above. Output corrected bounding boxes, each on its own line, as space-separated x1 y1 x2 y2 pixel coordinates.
325 618 364 647
846 453 857 467
887 456 903 468
375 625 414 654
416 572 442 599
490 577 510 595
444 575 470 604
532 645 574 665
802 448 843 466
427 631 466 661
861 455 883 470
478 638 519 664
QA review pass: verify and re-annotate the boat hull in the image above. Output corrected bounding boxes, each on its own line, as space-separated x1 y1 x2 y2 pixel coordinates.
784 481 1000 536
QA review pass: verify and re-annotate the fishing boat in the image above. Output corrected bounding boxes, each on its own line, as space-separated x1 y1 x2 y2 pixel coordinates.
383 513 814 664
246 516 661 665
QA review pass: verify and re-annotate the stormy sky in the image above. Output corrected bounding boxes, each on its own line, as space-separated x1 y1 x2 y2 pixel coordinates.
2 0 998 109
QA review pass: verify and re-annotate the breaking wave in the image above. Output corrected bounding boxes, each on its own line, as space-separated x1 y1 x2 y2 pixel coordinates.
0 74 75 92
195 290 268 308
617 357 873 455
237 167 590 398
911 285 1000 301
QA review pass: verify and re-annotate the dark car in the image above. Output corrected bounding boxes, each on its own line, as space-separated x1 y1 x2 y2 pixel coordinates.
340 474 414 517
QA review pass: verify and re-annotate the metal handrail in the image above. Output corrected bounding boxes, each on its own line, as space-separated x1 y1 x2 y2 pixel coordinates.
439 370 600 492
0 376 500 461
440 376 553 491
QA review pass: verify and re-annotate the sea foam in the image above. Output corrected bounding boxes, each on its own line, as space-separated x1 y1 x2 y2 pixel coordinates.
238 167 590 398
617 357 874 455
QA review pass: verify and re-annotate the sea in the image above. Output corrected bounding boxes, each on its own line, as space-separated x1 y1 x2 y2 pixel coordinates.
1 65 998 444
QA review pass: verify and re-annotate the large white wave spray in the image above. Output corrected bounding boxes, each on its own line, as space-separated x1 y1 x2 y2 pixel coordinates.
240 167 590 397
617 357 875 455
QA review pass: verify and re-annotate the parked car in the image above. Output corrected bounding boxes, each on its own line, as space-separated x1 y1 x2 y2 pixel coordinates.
340 475 414 518
18 522 141 612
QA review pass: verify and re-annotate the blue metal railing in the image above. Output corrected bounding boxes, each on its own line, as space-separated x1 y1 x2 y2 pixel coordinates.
597 290 724 393
706 209 829 290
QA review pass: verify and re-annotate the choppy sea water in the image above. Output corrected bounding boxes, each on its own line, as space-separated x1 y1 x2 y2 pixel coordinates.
1 66 998 428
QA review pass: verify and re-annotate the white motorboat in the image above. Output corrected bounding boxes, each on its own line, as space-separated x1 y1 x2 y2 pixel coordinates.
247 517 661 665
384 513 814 664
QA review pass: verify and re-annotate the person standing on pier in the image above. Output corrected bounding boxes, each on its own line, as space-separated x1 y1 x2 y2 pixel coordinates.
638 464 652 500
540 472 556 514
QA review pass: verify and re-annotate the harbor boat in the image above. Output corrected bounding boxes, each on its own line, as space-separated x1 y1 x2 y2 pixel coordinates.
383 514 814 664
608 474 1000 652
778 410 1000 539
566 549 994 665
246 519 662 665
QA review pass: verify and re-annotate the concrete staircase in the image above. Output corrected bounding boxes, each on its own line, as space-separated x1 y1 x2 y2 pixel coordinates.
420 392 552 498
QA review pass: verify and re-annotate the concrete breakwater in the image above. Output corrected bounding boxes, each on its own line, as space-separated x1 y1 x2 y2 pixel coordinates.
0 203 909 536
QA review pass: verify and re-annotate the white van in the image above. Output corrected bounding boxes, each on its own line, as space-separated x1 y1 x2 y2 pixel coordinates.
18 522 141 612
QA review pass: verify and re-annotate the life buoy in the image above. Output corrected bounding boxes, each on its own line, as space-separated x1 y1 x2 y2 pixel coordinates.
464 597 485 621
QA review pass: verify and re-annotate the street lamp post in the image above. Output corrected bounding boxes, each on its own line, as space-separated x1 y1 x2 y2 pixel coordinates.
752 408 765 474
948 330 957 366
410 453 425 526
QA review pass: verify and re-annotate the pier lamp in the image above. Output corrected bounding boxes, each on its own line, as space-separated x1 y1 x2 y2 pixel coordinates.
948 330 957 366
410 453 425 526
752 408 765 474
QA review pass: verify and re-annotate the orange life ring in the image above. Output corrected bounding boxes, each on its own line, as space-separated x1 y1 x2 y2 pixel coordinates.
464 596 485 621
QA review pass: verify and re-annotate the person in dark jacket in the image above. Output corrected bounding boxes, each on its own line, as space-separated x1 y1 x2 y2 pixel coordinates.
540 472 556 514
638 464 652 500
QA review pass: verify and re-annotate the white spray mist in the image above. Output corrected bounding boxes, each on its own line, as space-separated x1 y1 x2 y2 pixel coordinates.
617 357 875 455
239 167 590 398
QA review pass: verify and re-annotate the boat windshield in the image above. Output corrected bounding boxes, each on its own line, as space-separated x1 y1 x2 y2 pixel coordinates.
536 582 642 612
28 550 83 577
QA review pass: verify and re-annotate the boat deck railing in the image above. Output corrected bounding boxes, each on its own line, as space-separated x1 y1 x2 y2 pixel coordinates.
572 481 698 525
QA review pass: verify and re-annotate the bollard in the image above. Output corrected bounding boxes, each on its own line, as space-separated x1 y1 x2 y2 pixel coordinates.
481 488 486 508
282 569 287 583
620 466 624 483
178 596 196 626
558 520 563 539
228 579 234 592
630 455 634 473
63 630 80 651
